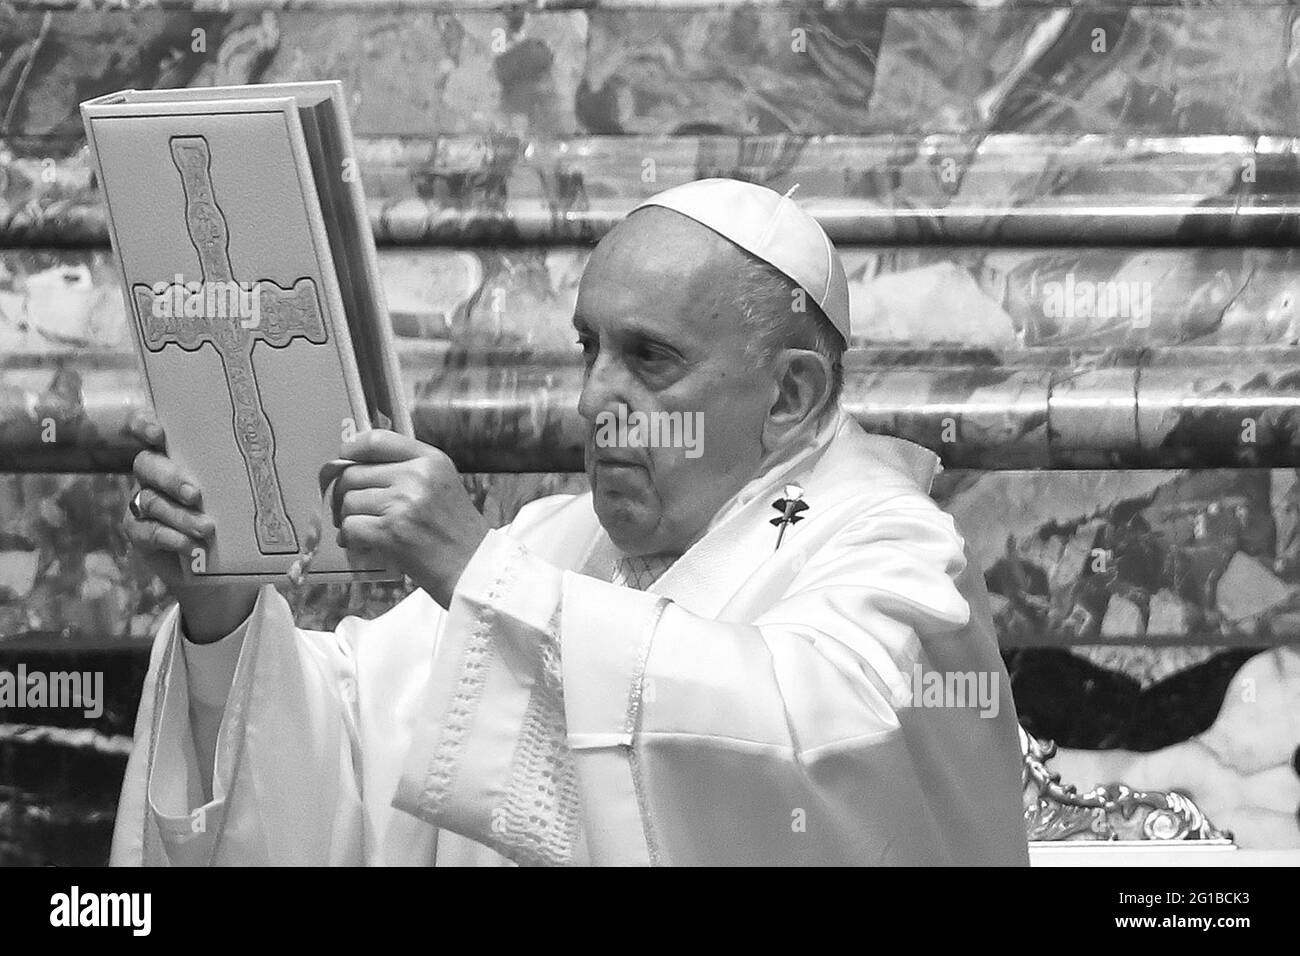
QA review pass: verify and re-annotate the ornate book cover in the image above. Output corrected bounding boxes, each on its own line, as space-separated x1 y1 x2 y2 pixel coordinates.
81 81 411 584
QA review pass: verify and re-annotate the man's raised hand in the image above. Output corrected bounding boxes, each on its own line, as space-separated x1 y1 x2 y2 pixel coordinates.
123 410 259 643
125 410 215 588
334 429 491 609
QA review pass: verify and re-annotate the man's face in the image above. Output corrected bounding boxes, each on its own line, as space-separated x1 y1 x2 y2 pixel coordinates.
574 208 775 556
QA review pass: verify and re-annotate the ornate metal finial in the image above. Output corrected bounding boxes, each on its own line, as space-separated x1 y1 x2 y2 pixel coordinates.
1020 725 1234 844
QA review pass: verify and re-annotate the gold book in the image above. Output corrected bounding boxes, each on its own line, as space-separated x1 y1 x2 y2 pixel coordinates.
82 81 411 584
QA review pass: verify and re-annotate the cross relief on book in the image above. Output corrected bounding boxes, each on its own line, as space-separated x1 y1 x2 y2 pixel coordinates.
130 136 329 555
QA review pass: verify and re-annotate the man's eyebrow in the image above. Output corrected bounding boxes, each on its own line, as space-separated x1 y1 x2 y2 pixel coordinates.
570 314 691 351
621 320 690 348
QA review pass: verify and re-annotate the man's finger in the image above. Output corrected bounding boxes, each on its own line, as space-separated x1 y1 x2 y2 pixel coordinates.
125 410 166 451
335 488 389 528
125 516 199 555
133 449 202 507
337 513 386 553
134 487 215 540
333 462 396 494
330 463 396 528
341 428 429 465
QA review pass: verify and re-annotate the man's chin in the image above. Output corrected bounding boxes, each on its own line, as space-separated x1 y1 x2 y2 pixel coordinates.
592 495 658 555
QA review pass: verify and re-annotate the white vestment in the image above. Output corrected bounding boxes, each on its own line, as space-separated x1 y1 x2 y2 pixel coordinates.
110 411 1030 866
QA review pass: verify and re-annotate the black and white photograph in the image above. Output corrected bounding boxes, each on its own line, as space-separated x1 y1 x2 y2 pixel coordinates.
0 0 1295 912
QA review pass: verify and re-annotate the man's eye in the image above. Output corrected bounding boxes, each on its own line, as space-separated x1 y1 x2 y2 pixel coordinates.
634 343 672 365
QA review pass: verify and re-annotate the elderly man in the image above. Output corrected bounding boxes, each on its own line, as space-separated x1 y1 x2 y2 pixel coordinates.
110 178 1029 866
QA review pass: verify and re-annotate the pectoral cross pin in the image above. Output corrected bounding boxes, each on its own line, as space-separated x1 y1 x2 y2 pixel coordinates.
770 483 809 551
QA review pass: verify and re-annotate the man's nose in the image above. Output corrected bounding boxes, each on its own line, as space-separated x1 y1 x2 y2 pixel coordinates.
577 353 630 422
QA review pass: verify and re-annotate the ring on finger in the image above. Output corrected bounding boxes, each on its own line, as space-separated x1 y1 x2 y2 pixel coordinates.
129 489 145 520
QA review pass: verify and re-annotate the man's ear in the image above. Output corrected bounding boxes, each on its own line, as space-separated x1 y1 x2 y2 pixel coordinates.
762 348 833 448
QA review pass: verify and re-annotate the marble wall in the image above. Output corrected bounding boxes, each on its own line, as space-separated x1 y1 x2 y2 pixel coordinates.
3 0 1300 864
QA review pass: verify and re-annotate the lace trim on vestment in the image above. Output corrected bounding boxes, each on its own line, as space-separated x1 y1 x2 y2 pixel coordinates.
421 554 510 811
495 608 582 866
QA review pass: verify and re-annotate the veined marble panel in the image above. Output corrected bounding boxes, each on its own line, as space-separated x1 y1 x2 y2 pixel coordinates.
5 247 1300 353
6 134 1300 245
2 4 1297 141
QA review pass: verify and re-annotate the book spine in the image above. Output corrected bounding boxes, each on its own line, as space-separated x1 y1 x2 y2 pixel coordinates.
326 83 413 437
